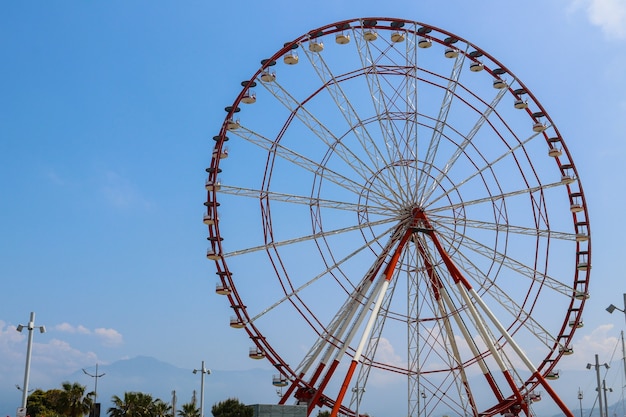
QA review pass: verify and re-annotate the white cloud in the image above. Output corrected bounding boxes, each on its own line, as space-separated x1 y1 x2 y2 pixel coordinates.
55 322 91 334
561 323 619 369
94 327 124 347
569 0 626 40
55 322 124 347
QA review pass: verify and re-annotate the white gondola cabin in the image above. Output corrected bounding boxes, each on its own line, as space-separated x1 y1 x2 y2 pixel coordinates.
249 347 265 359
260 71 276 82
335 33 350 44
363 30 378 41
309 40 324 52
272 375 288 387
418 37 432 48
391 32 405 43
230 316 245 328
215 283 231 295
205 179 221 191
444 47 458 58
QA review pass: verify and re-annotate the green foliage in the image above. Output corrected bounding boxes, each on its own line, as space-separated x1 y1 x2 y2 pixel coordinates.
316 411 331 417
26 384 92 417
177 401 200 417
153 399 173 417
108 392 159 417
58 381 94 417
25 383 171 417
210 398 253 417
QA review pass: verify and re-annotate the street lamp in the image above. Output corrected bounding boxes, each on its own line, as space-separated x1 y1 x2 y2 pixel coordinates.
577 388 583 417
586 354 609 417
606 293 626 385
83 364 105 417
606 293 626 325
16 312 46 412
192 361 211 417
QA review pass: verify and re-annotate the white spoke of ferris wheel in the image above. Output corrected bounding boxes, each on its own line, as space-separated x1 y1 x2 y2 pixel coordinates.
301 42 389 174
434 222 575 297
468 287 540 375
248 221 397 324
219 185 392 217
404 28 419 203
426 127 547 208
454 281 511 375
428 180 566 215
230 126 389 202
441 235 559 349
350 261 400 411
439 286 484 413
421 86 509 205
436 294 473 411
224 216 398 258
431 213 577 241
417 46 467 203
258 73 390 198
295 228 402 377
352 25 412 203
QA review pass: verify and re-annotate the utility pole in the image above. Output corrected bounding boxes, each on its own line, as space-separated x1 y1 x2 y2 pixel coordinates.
193 361 211 417
602 380 613 417
577 388 583 417
172 390 177 417
587 354 610 417
83 364 105 417
16 312 46 413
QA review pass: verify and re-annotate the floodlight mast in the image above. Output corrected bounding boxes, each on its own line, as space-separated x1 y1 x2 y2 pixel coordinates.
193 361 211 417
16 312 46 411
587 354 609 417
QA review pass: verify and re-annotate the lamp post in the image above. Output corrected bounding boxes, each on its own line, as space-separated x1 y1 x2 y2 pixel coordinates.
587 354 610 417
602 380 613 417
577 388 583 417
606 293 626 325
606 294 626 384
83 363 105 417
16 312 46 411
192 361 211 417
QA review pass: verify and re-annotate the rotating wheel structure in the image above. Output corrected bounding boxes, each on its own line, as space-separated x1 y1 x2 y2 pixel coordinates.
204 17 591 417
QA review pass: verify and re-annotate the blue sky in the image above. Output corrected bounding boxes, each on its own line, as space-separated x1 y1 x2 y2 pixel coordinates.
1 1 626 416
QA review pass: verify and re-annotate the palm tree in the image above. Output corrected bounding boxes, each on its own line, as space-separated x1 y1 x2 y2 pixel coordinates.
153 399 172 417
108 392 155 417
58 381 94 417
177 401 200 417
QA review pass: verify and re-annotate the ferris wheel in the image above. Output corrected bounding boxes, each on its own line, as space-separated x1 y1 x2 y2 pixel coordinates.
204 18 591 417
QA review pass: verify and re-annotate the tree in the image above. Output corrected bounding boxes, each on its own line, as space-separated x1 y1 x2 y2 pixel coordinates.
210 398 252 417
177 401 200 417
153 399 173 417
108 392 156 417
58 381 94 417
